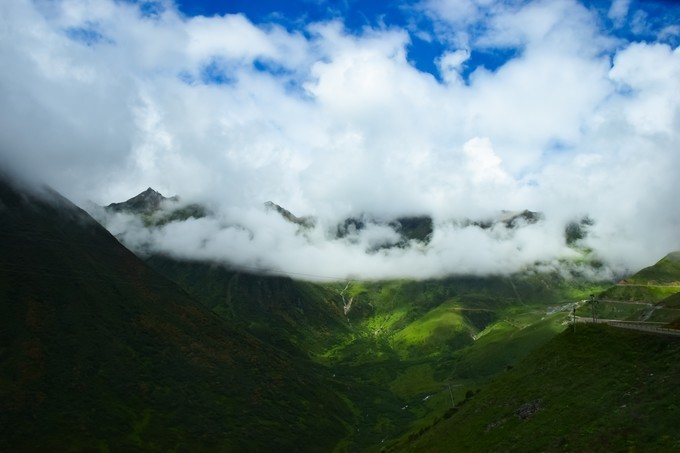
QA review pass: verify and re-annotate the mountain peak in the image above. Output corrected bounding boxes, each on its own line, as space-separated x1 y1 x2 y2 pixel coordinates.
265 201 316 228
106 187 171 214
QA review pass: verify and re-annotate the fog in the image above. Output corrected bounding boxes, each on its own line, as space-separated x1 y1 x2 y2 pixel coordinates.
1 0 678 279
90 198 613 281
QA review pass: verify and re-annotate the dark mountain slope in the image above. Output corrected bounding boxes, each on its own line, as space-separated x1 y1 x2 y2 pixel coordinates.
145 255 350 357
0 177 352 451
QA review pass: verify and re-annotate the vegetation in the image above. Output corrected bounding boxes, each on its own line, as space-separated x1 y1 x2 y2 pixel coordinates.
594 252 680 323
146 256 610 448
2 178 678 451
564 216 594 246
390 216 433 244
390 324 680 452
0 178 353 451
622 251 680 285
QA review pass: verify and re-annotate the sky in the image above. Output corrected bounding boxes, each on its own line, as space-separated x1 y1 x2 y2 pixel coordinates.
1 0 679 280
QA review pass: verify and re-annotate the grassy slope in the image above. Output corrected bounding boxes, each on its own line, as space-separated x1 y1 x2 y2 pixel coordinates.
665 293 680 328
145 255 350 357
314 275 607 448
599 252 680 304
5 177 678 451
0 178 353 451
391 324 680 452
142 253 608 449
590 252 680 325
623 251 680 285
599 284 679 303
100 194 624 451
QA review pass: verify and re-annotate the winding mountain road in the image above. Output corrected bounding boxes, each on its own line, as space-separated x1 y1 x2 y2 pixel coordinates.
606 321 680 336
573 317 680 337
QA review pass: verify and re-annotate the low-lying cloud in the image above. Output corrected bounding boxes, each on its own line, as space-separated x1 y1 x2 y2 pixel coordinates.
1 0 679 279
91 199 614 281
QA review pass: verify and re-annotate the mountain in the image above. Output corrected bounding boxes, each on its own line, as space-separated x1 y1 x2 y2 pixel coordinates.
261 203 544 247
336 214 434 248
564 216 594 246
262 201 435 248
106 187 208 226
101 189 599 264
463 209 542 230
264 201 315 228
144 254 350 357
143 254 613 447
389 324 680 452
106 187 173 214
4 175 678 450
92 188 618 447
0 176 353 451
597 251 680 305
664 293 680 328
620 251 680 285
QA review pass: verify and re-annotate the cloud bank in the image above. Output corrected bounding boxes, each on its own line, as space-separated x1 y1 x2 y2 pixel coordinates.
97 201 587 281
1 0 679 279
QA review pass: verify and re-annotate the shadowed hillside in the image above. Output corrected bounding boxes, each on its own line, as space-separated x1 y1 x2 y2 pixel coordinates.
11 179 674 451
390 324 680 452
145 254 350 357
0 176 353 451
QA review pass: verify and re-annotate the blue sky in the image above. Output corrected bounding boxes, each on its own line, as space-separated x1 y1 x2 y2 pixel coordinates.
1 0 679 277
172 0 680 81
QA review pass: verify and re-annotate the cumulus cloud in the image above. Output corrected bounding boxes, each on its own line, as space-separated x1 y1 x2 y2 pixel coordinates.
0 0 678 279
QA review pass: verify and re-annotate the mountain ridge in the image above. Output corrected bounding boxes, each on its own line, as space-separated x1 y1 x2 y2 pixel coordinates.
0 176 354 451
105 187 209 227
2 177 678 450
106 187 175 214
98 188 600 268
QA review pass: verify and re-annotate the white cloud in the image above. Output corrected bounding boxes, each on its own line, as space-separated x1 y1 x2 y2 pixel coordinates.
658 24 680 42
463 137 512 186
0 0 678 279
608 0 631 28
438 48 470 84
609 43 680 135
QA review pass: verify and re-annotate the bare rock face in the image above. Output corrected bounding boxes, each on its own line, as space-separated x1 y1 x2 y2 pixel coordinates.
514 399 543 420
106 187 172 214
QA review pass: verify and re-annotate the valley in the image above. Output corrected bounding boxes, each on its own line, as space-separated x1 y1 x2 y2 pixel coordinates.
145 259 610 448
2 1 679 450
1 179 678 451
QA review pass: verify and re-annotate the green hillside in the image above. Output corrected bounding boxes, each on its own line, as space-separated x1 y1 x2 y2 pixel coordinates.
7 177 676 451
599 252 680 303
623 251 680 285
145 253 608 448
0 177 354 451
314 276 607 447
391 324 680 452
661 292 680 308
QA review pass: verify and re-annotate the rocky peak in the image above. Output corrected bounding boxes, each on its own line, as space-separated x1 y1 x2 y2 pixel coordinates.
264 201 316 228
106 187 172 214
